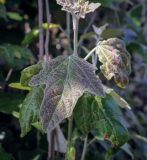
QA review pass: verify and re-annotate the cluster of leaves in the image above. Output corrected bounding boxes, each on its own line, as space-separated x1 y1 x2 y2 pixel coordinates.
0 0 147 160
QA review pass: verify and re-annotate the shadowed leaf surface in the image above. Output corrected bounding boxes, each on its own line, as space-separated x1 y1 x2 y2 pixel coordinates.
19 86 44 137
74 94 128 148
29 55 105 132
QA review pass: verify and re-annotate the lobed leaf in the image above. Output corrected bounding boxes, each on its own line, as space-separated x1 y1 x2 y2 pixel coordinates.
96 38 131 88
29 55 105 132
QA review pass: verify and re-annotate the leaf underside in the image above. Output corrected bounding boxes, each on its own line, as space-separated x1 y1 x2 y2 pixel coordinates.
29 55 105 132
96 38 131 88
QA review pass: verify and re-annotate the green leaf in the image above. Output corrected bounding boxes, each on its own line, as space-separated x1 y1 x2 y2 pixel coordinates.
9 83 31 91
0 44 35 69
22 23 60 45
29 55 105 132
19 86 44 137
0 92 24 114
96 38 131 88
7 12 23 21
0 145 12 160
20 62 42 86
0 4 7 20
74 94 129 148
105 87 131 109
66 146 76 160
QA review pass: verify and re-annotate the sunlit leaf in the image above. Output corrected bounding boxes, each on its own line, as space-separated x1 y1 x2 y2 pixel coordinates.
22 23 60 45
29 55 105 132
96 38 131 88
19 86 44 137
7 12 23 21
9 83 31 91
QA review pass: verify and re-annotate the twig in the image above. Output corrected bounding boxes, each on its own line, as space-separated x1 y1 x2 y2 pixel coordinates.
67 115 73 143
84 47 97 60
38 0 44 60
72 15 79 56
66 13 72 54
78 13 96 47
81 135 88 160
45 0 51 59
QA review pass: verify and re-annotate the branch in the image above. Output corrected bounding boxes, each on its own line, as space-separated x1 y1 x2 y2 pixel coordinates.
45 0 51 59
38 0 44 60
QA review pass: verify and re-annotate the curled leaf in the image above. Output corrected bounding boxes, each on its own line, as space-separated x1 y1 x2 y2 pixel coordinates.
96 38 131 88
29 55 105 132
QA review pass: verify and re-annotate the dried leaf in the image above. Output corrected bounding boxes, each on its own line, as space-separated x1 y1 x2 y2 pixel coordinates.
29 55 105 132
96 38 131 88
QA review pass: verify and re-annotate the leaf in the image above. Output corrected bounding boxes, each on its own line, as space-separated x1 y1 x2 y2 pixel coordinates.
0 44 35 69
19 86 44 137
74 94 129 148
105 87 131 109
47 125 67 153
0 145 12 160
20 62 42 86
96 38 131 88
7 12 23 21
29 55 105 132
0 92 24 114
56 1 101 19
22 23 60 45
0 4 7 20
9 83 31 91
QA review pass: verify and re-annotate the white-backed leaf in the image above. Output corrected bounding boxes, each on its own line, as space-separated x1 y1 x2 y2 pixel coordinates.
29 55 105 132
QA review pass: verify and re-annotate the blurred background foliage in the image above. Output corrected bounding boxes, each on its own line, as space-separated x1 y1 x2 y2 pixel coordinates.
0 0 147 159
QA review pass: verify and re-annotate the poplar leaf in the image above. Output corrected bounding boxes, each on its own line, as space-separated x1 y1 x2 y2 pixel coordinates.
96 38 131 88
29 55 105 132
19 86 44 137
74 94 129 148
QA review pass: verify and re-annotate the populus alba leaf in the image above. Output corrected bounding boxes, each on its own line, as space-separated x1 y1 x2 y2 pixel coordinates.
19 86 44 137
29 55 105 132
96 38 131 88
74 94 129 147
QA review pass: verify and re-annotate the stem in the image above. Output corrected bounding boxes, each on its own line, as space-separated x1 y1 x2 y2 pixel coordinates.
84 47 97 60
66 13 72 54
67 115 73 143
81 135 88 160
45 0 51 59
72 15 79 56
38 0 44 60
